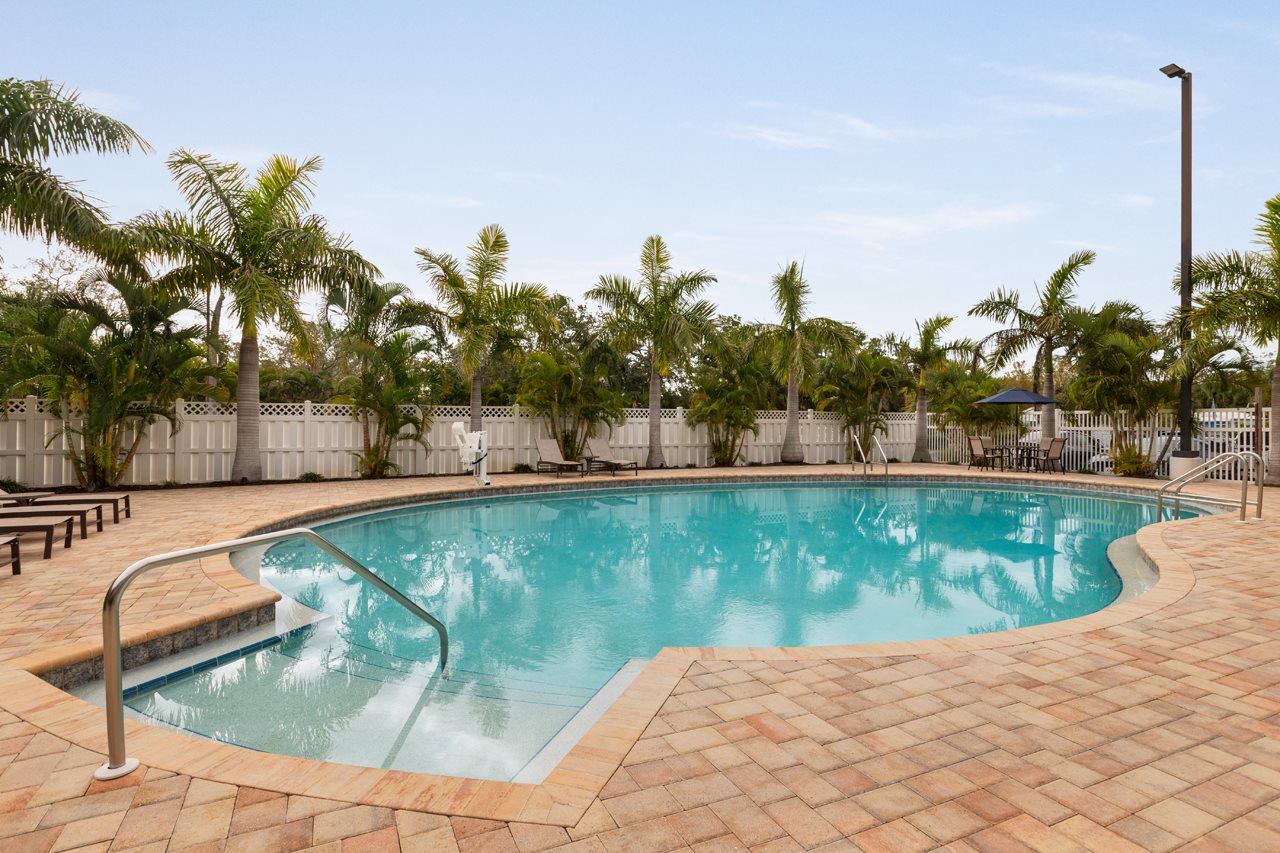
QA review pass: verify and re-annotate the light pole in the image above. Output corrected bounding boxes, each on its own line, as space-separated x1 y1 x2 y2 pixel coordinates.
1160 63 1197 478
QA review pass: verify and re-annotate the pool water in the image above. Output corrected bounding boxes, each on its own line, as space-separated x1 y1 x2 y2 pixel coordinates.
124 482 1191 780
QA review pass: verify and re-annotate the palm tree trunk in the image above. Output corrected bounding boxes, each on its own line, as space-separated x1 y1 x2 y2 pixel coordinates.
646 356 665 469
469 373 483 433
1042 349 1057 440
230 334 263 484
1268 346 1280 487
912 385 932 463
781 370 804 463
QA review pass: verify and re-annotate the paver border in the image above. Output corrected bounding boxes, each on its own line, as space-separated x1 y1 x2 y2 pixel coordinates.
0 469 1247 824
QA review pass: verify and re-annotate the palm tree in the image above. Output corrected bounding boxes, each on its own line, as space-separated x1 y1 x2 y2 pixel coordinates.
415 224 551 432
0 78 150 264
588 236 716 468
330 282 438 478
814 347 909 462
130 150 378 483
1189 192 1280 485
969 250 1096 440
1 269 209 488
897 315 970 463
754 262 857 463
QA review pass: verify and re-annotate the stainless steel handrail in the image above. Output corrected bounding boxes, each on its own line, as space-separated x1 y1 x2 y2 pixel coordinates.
1156 451 1265 522
852 433 869 475
94 527 448 781
871 435 890 475
852 434 890 476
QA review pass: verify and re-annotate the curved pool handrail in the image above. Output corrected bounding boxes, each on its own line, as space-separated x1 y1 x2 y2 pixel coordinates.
1156 450 1264 521
94 526 448 781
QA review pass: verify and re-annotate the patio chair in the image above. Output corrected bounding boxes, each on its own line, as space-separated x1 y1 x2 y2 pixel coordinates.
980 436 1013 469
968 436 1005 471
1033 437 1067 473
535 439 581 478
0 535 19 575
585 438 639 476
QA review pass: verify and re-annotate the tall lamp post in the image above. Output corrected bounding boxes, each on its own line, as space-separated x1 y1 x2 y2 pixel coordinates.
1160 63 1198 478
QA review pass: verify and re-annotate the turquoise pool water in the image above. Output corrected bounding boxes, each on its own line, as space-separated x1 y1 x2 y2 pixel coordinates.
124 482 1192 780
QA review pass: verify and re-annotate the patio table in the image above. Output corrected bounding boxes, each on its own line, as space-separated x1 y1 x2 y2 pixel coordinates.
579 453 596 477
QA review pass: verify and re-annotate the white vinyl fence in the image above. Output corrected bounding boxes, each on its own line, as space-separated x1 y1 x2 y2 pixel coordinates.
0 396 1270 487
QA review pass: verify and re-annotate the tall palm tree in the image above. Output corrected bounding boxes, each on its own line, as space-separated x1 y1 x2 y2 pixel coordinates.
897 315 970 463
130 150 378 483
755 261 856 463
415 224 551 432
1189 192 1280 485
588 236 717 468
969 250 1096 440
0 78 150 263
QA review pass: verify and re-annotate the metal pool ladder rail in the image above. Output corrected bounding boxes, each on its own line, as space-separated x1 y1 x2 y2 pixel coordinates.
852 433 890 476
93 527 449 781
1156 451 1265 521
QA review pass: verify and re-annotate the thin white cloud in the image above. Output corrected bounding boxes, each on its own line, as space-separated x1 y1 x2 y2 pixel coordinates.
794 203 1042 246
727 102 948 151
728 126 838 150
1095 193 1157 210
977 96 1091 118
981 62 1171 110
75 89 134 114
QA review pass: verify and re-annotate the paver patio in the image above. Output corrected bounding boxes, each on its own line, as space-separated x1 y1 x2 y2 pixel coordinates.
0 465 1277 851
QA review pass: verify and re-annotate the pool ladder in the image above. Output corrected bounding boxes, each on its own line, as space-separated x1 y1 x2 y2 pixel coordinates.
93 527 449 781
1156 451 1266 521
852 433 890 476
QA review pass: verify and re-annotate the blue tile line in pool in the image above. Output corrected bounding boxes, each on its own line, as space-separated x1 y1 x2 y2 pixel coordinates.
121 623 318 701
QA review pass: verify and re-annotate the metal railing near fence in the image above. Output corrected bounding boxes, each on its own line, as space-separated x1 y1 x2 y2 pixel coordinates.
0 397 1271 486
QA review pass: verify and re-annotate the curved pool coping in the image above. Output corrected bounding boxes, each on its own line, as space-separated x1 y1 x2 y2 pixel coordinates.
0 469 1236 825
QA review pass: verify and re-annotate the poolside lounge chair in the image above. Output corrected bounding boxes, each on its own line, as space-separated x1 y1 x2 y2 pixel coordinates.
32 492 131 523
0 535 18 575
535 439 581 478
0 490 55 506
585 438 639 476
0 503 103 538
967 436 1006 471
0 517 74 559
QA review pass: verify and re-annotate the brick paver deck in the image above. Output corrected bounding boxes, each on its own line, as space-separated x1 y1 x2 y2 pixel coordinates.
0 465 1276 850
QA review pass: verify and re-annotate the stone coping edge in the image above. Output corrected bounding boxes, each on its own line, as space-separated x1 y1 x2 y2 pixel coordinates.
0 468 1228 824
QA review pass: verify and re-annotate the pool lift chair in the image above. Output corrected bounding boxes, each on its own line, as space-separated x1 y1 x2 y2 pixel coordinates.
452 422 491 486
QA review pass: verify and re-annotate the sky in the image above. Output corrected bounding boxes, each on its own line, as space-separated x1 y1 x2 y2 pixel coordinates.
5 1 1280 341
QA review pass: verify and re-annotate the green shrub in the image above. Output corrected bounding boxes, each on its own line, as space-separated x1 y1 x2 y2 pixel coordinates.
826 459 838 465
161 480 182 489
685 462 697 468
513 463 534 474
299 472 325 483
1111 445 1155 478
0 479 28 494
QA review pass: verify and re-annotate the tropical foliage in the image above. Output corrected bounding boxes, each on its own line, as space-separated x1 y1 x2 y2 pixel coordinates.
588 236 716 468
1 76 1275 486
0 78 149 265
0 269 209 488
754 262 857 463
129 150 379 483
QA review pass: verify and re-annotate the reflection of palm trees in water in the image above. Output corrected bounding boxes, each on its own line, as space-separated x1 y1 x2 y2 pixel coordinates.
263 484 1139 681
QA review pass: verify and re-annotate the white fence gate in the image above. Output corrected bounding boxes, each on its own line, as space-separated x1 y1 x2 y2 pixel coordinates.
0 396 1270 487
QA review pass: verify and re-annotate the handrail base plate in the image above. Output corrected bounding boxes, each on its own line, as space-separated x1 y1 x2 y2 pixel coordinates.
94 757 139 781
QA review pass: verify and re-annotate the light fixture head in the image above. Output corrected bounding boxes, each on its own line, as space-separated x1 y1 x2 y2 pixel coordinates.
1160 63 1187 78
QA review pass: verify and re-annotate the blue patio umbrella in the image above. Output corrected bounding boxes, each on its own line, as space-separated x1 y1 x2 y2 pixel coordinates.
975 388 1060 405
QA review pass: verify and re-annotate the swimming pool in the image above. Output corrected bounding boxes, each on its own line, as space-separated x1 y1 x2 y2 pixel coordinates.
121 481 1195 781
